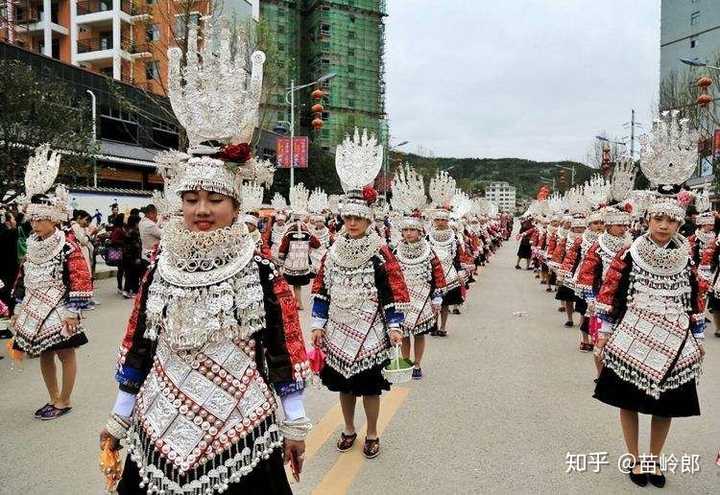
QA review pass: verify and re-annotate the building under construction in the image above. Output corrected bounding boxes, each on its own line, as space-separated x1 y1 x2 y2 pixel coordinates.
260 0 388 150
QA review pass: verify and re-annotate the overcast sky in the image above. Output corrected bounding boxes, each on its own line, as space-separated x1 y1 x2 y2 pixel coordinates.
385 0 661 164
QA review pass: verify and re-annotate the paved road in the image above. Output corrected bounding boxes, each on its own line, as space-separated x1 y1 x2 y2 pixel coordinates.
1 240 719 494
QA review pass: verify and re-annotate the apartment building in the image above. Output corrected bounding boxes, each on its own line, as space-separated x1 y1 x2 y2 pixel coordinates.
484 181 516 213
1 0 257 91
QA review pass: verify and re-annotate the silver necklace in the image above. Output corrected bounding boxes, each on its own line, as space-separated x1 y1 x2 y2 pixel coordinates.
26 229 65 264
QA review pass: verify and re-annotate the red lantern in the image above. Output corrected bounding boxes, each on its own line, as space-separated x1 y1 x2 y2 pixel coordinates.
311 89 325 100
697 93 713 106
311 103 324 113
312 118 324 130
697 76 713 88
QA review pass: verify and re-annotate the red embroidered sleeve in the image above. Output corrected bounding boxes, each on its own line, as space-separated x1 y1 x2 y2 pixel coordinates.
559 238 581 275
430 252 448 290
575 243 601 293
379 245 410 304
278 232 291 257
311 254 328 296
65 239 93 301
699 238 718 274
261 217 274 246
309 234 321 249
546 234 557 255
551 239 567 265
596 247 629 314
271 274 310 383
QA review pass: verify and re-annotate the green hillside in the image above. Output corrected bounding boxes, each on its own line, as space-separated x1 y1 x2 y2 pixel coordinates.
392 152 596 200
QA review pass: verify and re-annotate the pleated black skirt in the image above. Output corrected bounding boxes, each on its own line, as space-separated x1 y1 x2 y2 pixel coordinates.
555 285 575 301
117 449 293 495
320 362 391 397
593 366 700 418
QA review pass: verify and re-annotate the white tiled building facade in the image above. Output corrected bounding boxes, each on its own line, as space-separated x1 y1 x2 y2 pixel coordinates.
484 181 516 212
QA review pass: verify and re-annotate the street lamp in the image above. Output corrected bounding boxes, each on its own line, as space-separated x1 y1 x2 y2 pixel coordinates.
285 72 337 192
680 57 720 71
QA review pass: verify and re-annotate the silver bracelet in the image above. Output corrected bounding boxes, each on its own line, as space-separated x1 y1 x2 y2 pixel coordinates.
105 413 131 440
279 417 312 441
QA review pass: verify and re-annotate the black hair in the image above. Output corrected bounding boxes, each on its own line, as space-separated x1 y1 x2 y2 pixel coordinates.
144 204 157 215
74 209 91 221
130 208 140 216
127 215 141 228
30 193 51 205
112 214 125 228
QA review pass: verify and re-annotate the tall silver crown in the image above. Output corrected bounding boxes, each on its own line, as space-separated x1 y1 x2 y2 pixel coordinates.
335 127 383 192
583 174 610 209
308 187 328 215
289 183 310 215
639 110 699 188
451 190 473 219
429 170 456 209
548 192 566 216
241 182 264 213
168 22 265 152
566 185 591 216
390 164 426 214
611 156 637 202
21 144 70 222
271 192 288 211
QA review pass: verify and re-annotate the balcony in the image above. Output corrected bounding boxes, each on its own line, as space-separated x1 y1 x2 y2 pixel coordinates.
78 37 116 54
76 0 135 16
15 9 42 24
123 40 153 57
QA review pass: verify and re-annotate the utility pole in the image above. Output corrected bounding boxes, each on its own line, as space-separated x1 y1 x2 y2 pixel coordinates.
630 109 635 160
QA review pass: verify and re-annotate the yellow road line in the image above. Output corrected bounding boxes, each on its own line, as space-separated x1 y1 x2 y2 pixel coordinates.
305 403 344 460
311 387 410 495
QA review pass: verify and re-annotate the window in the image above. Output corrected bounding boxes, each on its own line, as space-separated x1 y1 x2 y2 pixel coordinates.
320 23 330 34
146 24 160 42
347 80 355 90
348 48 355 57
175 12 200 40
278 25 285 34
348 31 356 40
348 99 355 108
278 43 285 52
690 37 698 48
348 65 355 73
690 11 700 25
146 61 160 80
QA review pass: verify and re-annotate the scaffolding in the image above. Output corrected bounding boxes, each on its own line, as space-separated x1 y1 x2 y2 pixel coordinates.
259 0 386 149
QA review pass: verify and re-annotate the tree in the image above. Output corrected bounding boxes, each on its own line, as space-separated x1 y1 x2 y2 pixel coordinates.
0 59 96 202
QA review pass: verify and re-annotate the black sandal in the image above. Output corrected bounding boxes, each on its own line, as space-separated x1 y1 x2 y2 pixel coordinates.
435 329 448 337
363 437 380 459
34 403 54 418
40 405 72 421
336 432 357 452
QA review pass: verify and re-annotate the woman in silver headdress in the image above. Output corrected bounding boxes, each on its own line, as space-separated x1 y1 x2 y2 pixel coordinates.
311 129 409 459
593 113 706 488
99 25 311 495
10 146 94 420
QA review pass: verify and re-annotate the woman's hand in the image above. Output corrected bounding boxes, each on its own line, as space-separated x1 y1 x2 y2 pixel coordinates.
389 329 403 346
698 343 705 358
311 329 324 348
62 316 80 336
99 428 121 451
284 439 306 481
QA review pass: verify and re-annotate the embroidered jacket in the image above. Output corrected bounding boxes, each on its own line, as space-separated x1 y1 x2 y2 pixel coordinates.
311 243 410 378
12 230 93 355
